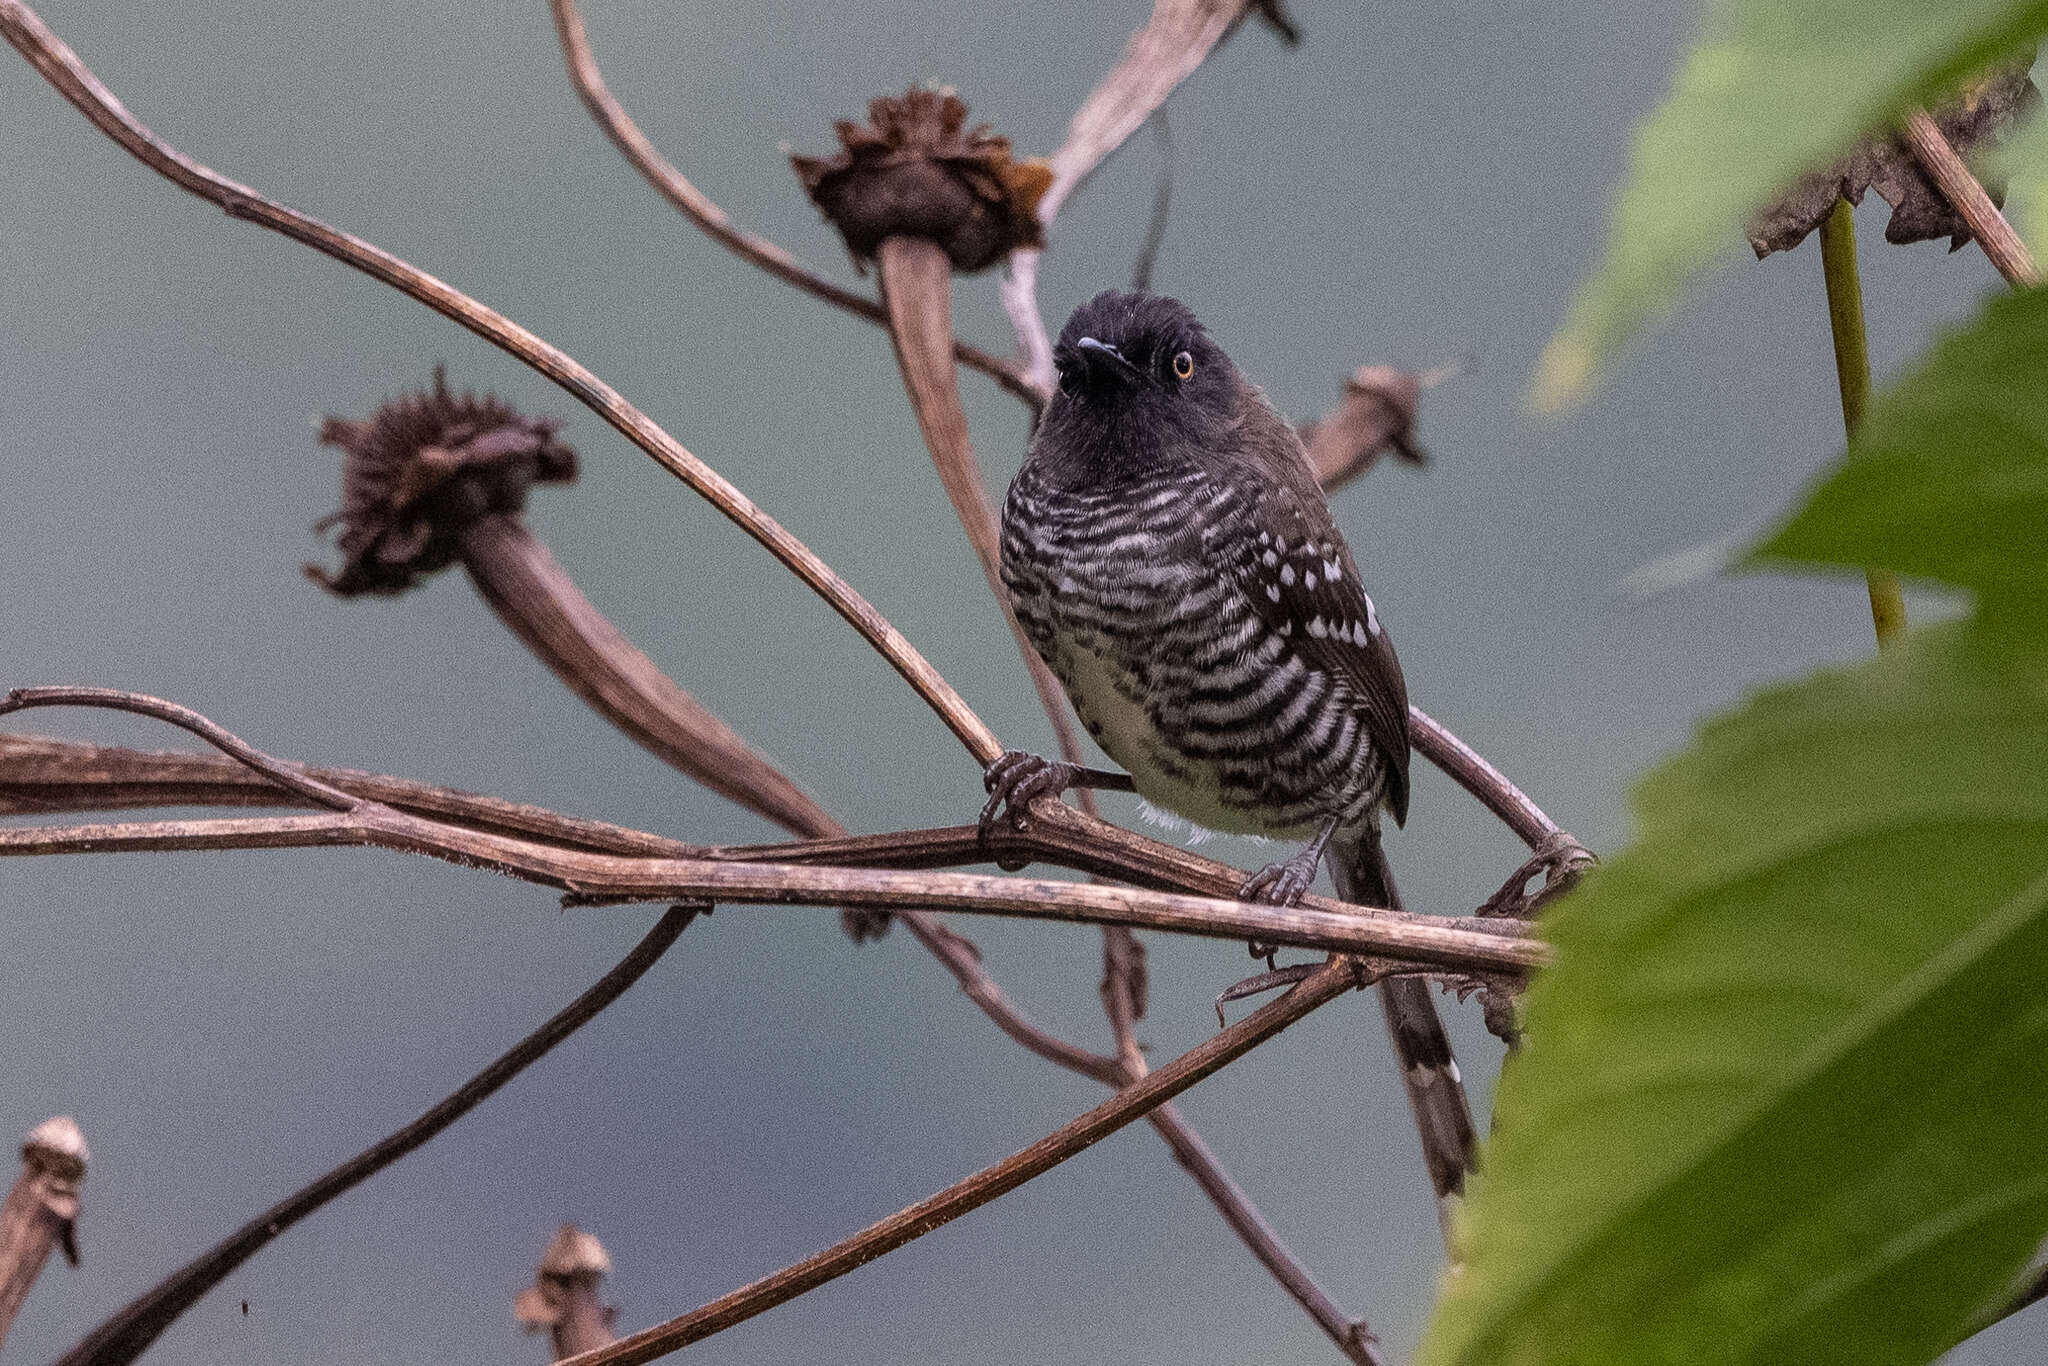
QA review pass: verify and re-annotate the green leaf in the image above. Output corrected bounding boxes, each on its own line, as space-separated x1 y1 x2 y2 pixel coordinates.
1420 626 2048 1366
1531 1 2048 412
1756 285 2048 620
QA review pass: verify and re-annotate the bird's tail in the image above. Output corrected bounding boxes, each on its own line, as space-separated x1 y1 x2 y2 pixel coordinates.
1333 827 1477 1252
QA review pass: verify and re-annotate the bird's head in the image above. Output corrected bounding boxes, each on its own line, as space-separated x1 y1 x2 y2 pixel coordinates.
1047 290 1240 439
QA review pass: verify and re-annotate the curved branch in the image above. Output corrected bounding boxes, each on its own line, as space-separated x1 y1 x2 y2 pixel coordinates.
557 960 1360 1366
544 0 1045 411
0 0 1002 767
1407 705 1560 850
51 905 698 1366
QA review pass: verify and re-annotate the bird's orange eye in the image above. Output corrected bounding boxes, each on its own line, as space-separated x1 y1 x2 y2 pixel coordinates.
1172 350 1195 380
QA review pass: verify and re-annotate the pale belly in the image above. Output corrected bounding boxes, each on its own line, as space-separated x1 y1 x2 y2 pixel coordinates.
1055 640 1321 841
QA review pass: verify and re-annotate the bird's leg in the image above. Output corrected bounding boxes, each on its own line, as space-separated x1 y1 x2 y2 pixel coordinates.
1237 813 1342 966
978 750 1134 833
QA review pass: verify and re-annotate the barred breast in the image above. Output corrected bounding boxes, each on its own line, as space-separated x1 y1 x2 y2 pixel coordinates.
1000 460 1387 840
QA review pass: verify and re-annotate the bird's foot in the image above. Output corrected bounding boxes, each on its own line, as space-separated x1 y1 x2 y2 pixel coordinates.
1477 831 1597 919
1237 844 1324 965
978 750 1081 834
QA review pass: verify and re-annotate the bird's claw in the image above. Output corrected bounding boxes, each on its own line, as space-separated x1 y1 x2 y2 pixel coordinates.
978 750 1079 835
1477 832 1596 919
1214 963 1323 1026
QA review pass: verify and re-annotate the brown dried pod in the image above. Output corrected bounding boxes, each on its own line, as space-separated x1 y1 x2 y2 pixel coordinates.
1748 64 2041 258
791 86 1052 273
515 1226 618 1360
309 368 576 596
0 1117 88 1354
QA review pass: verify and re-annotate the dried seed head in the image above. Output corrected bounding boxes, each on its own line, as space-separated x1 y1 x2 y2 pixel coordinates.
308 369 576 597
1302 364 1432 490
791 86 1052 274
1748 64 2041 258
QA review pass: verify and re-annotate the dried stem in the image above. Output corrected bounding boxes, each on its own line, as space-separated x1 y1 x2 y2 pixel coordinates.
0 1118 86 1356
1899 109 2044 289
875 235 1096 771
544 0 1045 410
50 906 698 1366
0 0 1002 766
1039 0 1249 225
0 731 1535 940
460 516 834 838
556 960 1360 1366
1817 199 1907 649
0 807 1544 975
1406 705 1560 851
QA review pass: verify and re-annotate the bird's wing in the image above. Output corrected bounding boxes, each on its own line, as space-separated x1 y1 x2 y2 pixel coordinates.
1226 418 1412 825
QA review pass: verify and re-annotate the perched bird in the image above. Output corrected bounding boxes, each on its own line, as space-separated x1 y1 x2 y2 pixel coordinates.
986 290 1475 1216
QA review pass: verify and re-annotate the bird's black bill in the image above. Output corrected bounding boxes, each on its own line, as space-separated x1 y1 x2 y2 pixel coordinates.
1074 335 1140 385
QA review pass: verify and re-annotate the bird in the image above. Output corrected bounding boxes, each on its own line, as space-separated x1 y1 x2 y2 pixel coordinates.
985 289 1475 1219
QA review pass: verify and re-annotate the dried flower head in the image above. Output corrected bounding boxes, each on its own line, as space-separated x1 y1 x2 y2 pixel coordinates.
308 369 576 597
791 86 1052 274
1748 64 2040 258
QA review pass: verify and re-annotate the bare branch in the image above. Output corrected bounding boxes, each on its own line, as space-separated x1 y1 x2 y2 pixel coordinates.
50 907 697 1366
556 960 1361 1366
1040 0 1252 225
0 0 1003 766
0 1117 87 1355
0 808 1544 975
1899 108 2043 288
544 0 1045 410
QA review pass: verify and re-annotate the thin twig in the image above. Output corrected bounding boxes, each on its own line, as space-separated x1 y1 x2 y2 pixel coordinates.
1406 706 1559 851
544 0 1045 410
1143 1104 1383 1365
0 732 1117 1080
1130 109 1174 293
1899 109 2044 289
0 0 1003 766
556 960 1361 1366
50 906 698 1366
1817 199 1906 648
0 688 356 810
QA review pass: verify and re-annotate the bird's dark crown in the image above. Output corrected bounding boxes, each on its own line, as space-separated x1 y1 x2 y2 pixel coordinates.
1040 291 1242 476
1052 290 1237 403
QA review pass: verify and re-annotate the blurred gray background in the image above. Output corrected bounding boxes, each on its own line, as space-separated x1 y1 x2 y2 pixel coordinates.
1 1 2035 1362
